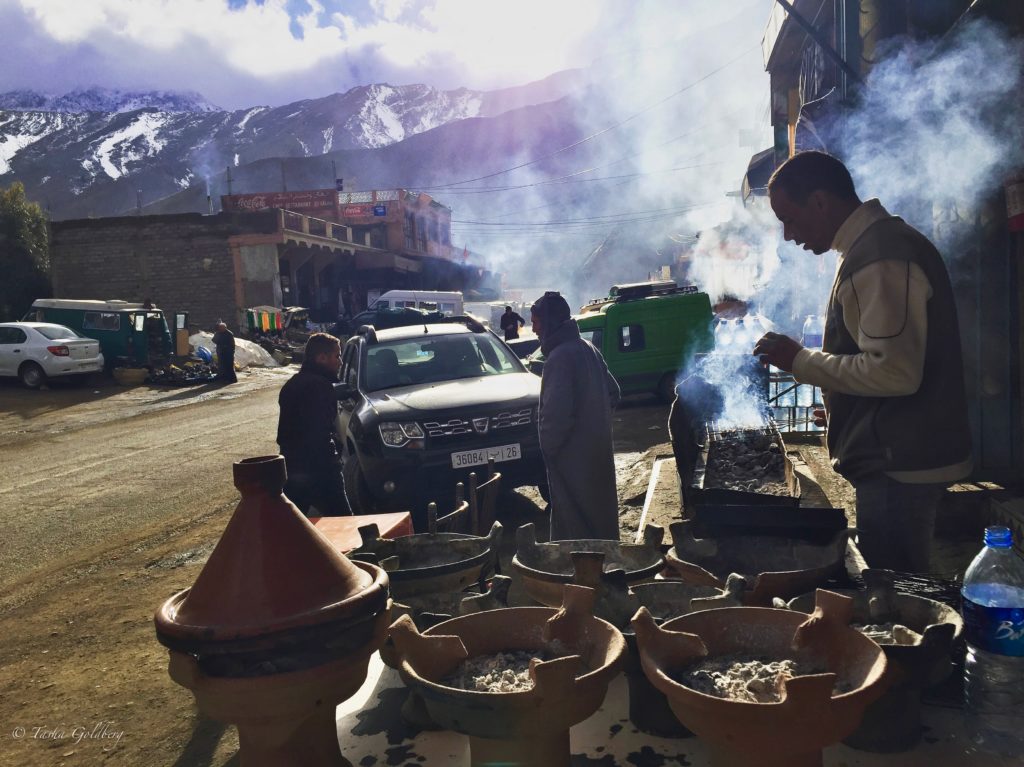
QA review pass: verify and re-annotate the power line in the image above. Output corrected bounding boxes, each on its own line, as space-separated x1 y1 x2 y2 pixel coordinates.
426 45 760 190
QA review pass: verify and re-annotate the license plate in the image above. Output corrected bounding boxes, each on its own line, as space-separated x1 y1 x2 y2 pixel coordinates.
450 443 521 469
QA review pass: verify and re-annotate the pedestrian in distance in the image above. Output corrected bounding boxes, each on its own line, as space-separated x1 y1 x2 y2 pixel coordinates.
276 332 352 517
753 150 972 573
499 305 526 341
531 291 621 541
212 321 237 384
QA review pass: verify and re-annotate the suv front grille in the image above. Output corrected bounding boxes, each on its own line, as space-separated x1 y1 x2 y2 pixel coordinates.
422 408 532 442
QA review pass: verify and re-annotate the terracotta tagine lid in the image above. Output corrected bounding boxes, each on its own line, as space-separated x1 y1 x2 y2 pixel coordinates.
155 455 387 646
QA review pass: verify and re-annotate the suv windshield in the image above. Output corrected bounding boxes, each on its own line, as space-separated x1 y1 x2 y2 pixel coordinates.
364 332 522 391
35 324 80 340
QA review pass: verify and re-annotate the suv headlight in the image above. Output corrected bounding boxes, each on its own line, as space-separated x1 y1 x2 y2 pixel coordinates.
379 421 425 448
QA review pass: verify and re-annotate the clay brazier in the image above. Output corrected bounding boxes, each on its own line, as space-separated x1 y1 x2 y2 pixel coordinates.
632 589 888 767
154 455 391 767
390 584 625 767
786 569 963 752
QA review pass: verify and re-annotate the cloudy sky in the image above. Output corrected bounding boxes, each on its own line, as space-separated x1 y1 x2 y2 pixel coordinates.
0 0 771 108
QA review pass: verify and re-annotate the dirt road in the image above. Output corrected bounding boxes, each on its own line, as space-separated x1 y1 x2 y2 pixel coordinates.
0 371 671 767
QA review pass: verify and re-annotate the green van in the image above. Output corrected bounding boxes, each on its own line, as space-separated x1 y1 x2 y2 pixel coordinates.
527 281 714 402
26 299 173 368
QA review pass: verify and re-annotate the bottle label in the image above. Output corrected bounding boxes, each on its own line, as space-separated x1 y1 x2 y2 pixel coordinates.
963 598 1024 656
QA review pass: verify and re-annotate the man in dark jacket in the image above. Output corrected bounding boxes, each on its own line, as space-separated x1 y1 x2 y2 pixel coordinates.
753 151 971 572
532 291 620 541
499 305 526 340
212 321 237 384
277 333 351 516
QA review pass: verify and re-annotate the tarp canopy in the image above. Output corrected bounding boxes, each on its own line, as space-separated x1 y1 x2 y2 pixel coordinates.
244 307 283 332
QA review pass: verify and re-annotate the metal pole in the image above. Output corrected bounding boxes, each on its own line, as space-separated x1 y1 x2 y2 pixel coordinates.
774 0 862 85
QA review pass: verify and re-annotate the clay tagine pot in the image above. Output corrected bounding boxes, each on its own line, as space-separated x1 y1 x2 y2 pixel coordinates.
510 522 664 606
664 519 849 605
348 520 502 599
154 455 391 767
389 584 626 767
785 568 963 752
632 589 888 767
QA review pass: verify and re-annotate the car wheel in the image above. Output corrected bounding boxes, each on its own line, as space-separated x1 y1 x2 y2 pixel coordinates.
657 372 678 404
342 455 376 514
19 362 46 389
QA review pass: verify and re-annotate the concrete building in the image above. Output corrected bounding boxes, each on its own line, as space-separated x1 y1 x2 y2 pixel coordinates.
50 194 496 331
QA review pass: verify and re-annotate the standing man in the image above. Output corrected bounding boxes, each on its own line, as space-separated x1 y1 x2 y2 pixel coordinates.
277 332 351 517
531 291 621 540
753 150 971 572
212 321 237 384
499 305 526 341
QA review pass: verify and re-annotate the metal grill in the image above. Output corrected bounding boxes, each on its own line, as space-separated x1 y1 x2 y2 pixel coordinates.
422 409 532 439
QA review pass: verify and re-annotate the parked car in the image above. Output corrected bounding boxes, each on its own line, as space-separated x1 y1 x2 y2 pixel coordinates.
0 322 104 388
335 316 545 528
329 306 446 340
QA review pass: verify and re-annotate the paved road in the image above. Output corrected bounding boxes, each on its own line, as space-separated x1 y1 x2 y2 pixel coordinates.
0 372 286 591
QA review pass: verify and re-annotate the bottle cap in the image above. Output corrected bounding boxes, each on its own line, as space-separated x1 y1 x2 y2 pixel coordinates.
983 526 1013 548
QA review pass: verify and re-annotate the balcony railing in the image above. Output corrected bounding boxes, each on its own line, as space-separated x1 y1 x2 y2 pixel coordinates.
278 209 351 243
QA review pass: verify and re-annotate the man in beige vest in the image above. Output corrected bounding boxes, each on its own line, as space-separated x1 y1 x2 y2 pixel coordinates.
754 150 971 573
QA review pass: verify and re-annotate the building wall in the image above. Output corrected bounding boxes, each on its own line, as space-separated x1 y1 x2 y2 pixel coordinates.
237 243 283 312
50 214 247 332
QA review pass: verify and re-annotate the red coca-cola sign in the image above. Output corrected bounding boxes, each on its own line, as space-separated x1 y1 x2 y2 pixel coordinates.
341 203 376 219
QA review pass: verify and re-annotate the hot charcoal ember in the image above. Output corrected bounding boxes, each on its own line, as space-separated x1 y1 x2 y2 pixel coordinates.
443 649 582 693
673 654 847 702
705 428 789 495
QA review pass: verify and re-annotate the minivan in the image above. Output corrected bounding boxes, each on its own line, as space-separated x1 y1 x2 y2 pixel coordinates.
26 299 173 368
527 281 714 402
368 290 463 315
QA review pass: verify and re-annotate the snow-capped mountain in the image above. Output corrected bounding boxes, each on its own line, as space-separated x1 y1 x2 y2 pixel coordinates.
0 87 222 114
0 72 582 219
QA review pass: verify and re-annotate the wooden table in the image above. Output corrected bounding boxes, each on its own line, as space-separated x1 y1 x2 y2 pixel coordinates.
310 512 413 552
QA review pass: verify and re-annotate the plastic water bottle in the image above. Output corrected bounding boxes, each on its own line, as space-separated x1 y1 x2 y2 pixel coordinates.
801 314 823 349
961 526 1024 756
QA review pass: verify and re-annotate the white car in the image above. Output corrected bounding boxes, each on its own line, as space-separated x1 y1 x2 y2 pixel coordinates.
0 322 105 388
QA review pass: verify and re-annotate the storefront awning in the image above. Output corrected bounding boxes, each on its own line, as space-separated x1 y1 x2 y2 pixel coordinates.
354 252 421 273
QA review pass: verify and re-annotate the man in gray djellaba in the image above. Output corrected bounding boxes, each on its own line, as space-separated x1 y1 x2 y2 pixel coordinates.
531 291 620 541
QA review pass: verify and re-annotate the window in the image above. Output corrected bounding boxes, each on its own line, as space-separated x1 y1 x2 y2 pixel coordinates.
342 344 358 388
35 325 79 340
581 328 604 351
83 312 120 331
404 212 415 250
0 327 27 344
618 324 645 352
417 216 428 250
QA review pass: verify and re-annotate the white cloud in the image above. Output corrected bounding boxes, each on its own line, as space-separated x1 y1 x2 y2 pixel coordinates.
19 0 348 77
